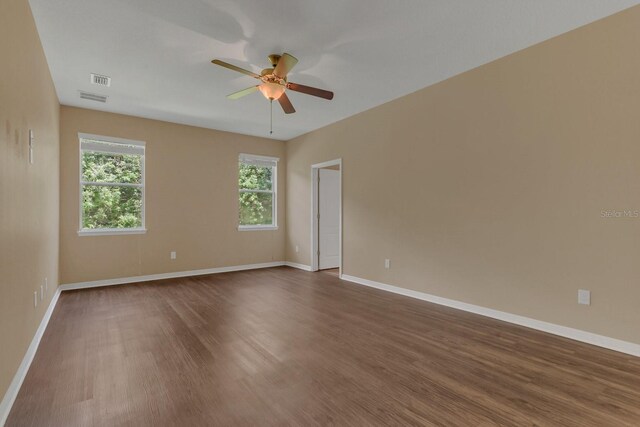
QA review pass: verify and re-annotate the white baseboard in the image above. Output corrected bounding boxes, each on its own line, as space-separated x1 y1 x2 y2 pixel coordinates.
284 262 312 271
341 274 640 358
59 261 286 291
0 288 61 426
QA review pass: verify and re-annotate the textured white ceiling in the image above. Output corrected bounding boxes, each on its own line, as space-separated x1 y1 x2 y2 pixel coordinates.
29 0 639 140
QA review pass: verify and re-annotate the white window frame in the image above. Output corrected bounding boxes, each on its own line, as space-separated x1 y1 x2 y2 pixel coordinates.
78 133 146 236
238 153 278 231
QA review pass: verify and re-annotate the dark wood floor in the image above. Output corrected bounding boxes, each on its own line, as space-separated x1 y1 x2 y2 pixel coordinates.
8 267 640 426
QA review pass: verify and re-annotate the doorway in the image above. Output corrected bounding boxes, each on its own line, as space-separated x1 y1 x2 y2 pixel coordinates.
311 159 342 275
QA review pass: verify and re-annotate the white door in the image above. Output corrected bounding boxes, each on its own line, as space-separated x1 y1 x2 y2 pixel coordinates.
318 168 340 270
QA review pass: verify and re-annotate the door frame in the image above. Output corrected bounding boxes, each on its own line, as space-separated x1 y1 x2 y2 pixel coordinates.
311 159 342 275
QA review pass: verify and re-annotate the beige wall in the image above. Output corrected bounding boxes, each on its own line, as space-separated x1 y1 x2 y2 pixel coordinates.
286 6 640 344
0 0 60 403
59 107 285 284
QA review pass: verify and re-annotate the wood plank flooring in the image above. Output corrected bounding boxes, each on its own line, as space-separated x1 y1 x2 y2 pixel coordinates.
7 267 640 426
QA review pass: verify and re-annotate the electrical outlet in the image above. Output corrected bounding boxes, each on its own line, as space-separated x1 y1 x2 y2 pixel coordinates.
40 285 44 300
170 251 177 260
295 245 299 253
384 259 390 269
578 289 591 305
34 291 38 307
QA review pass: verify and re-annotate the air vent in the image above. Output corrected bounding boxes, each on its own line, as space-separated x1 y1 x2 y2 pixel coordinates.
79 91 108 103
90 73 111 87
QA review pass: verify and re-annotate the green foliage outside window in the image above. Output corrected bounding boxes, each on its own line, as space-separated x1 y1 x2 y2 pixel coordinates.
239 163 274 226
81 151 143 229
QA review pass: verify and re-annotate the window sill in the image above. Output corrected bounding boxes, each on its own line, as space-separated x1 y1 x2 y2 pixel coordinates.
238 225 279 232
78 228 147 236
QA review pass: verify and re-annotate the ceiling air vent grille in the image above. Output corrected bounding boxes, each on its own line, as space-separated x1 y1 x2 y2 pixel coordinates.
90 73 111 87
79 91 108 103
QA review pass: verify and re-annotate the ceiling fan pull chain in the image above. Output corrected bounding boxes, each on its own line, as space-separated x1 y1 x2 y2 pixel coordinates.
270 99 273 135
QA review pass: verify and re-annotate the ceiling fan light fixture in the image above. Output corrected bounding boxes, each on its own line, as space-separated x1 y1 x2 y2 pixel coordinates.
259 82 285 100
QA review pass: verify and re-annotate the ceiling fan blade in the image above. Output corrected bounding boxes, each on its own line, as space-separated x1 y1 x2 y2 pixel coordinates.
227 85 259 100
212 59 260 79
278 92 296 114
287 82 334 100
273 53 298 78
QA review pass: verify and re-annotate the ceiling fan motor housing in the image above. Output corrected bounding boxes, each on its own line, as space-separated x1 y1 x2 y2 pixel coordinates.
268 54 281 67
261 68 286 85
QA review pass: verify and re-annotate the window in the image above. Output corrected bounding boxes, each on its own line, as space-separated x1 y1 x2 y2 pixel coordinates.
238 154 278 230
79 133 146 235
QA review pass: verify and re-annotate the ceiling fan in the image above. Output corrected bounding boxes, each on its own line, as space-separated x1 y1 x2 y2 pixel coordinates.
211 53 334 115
